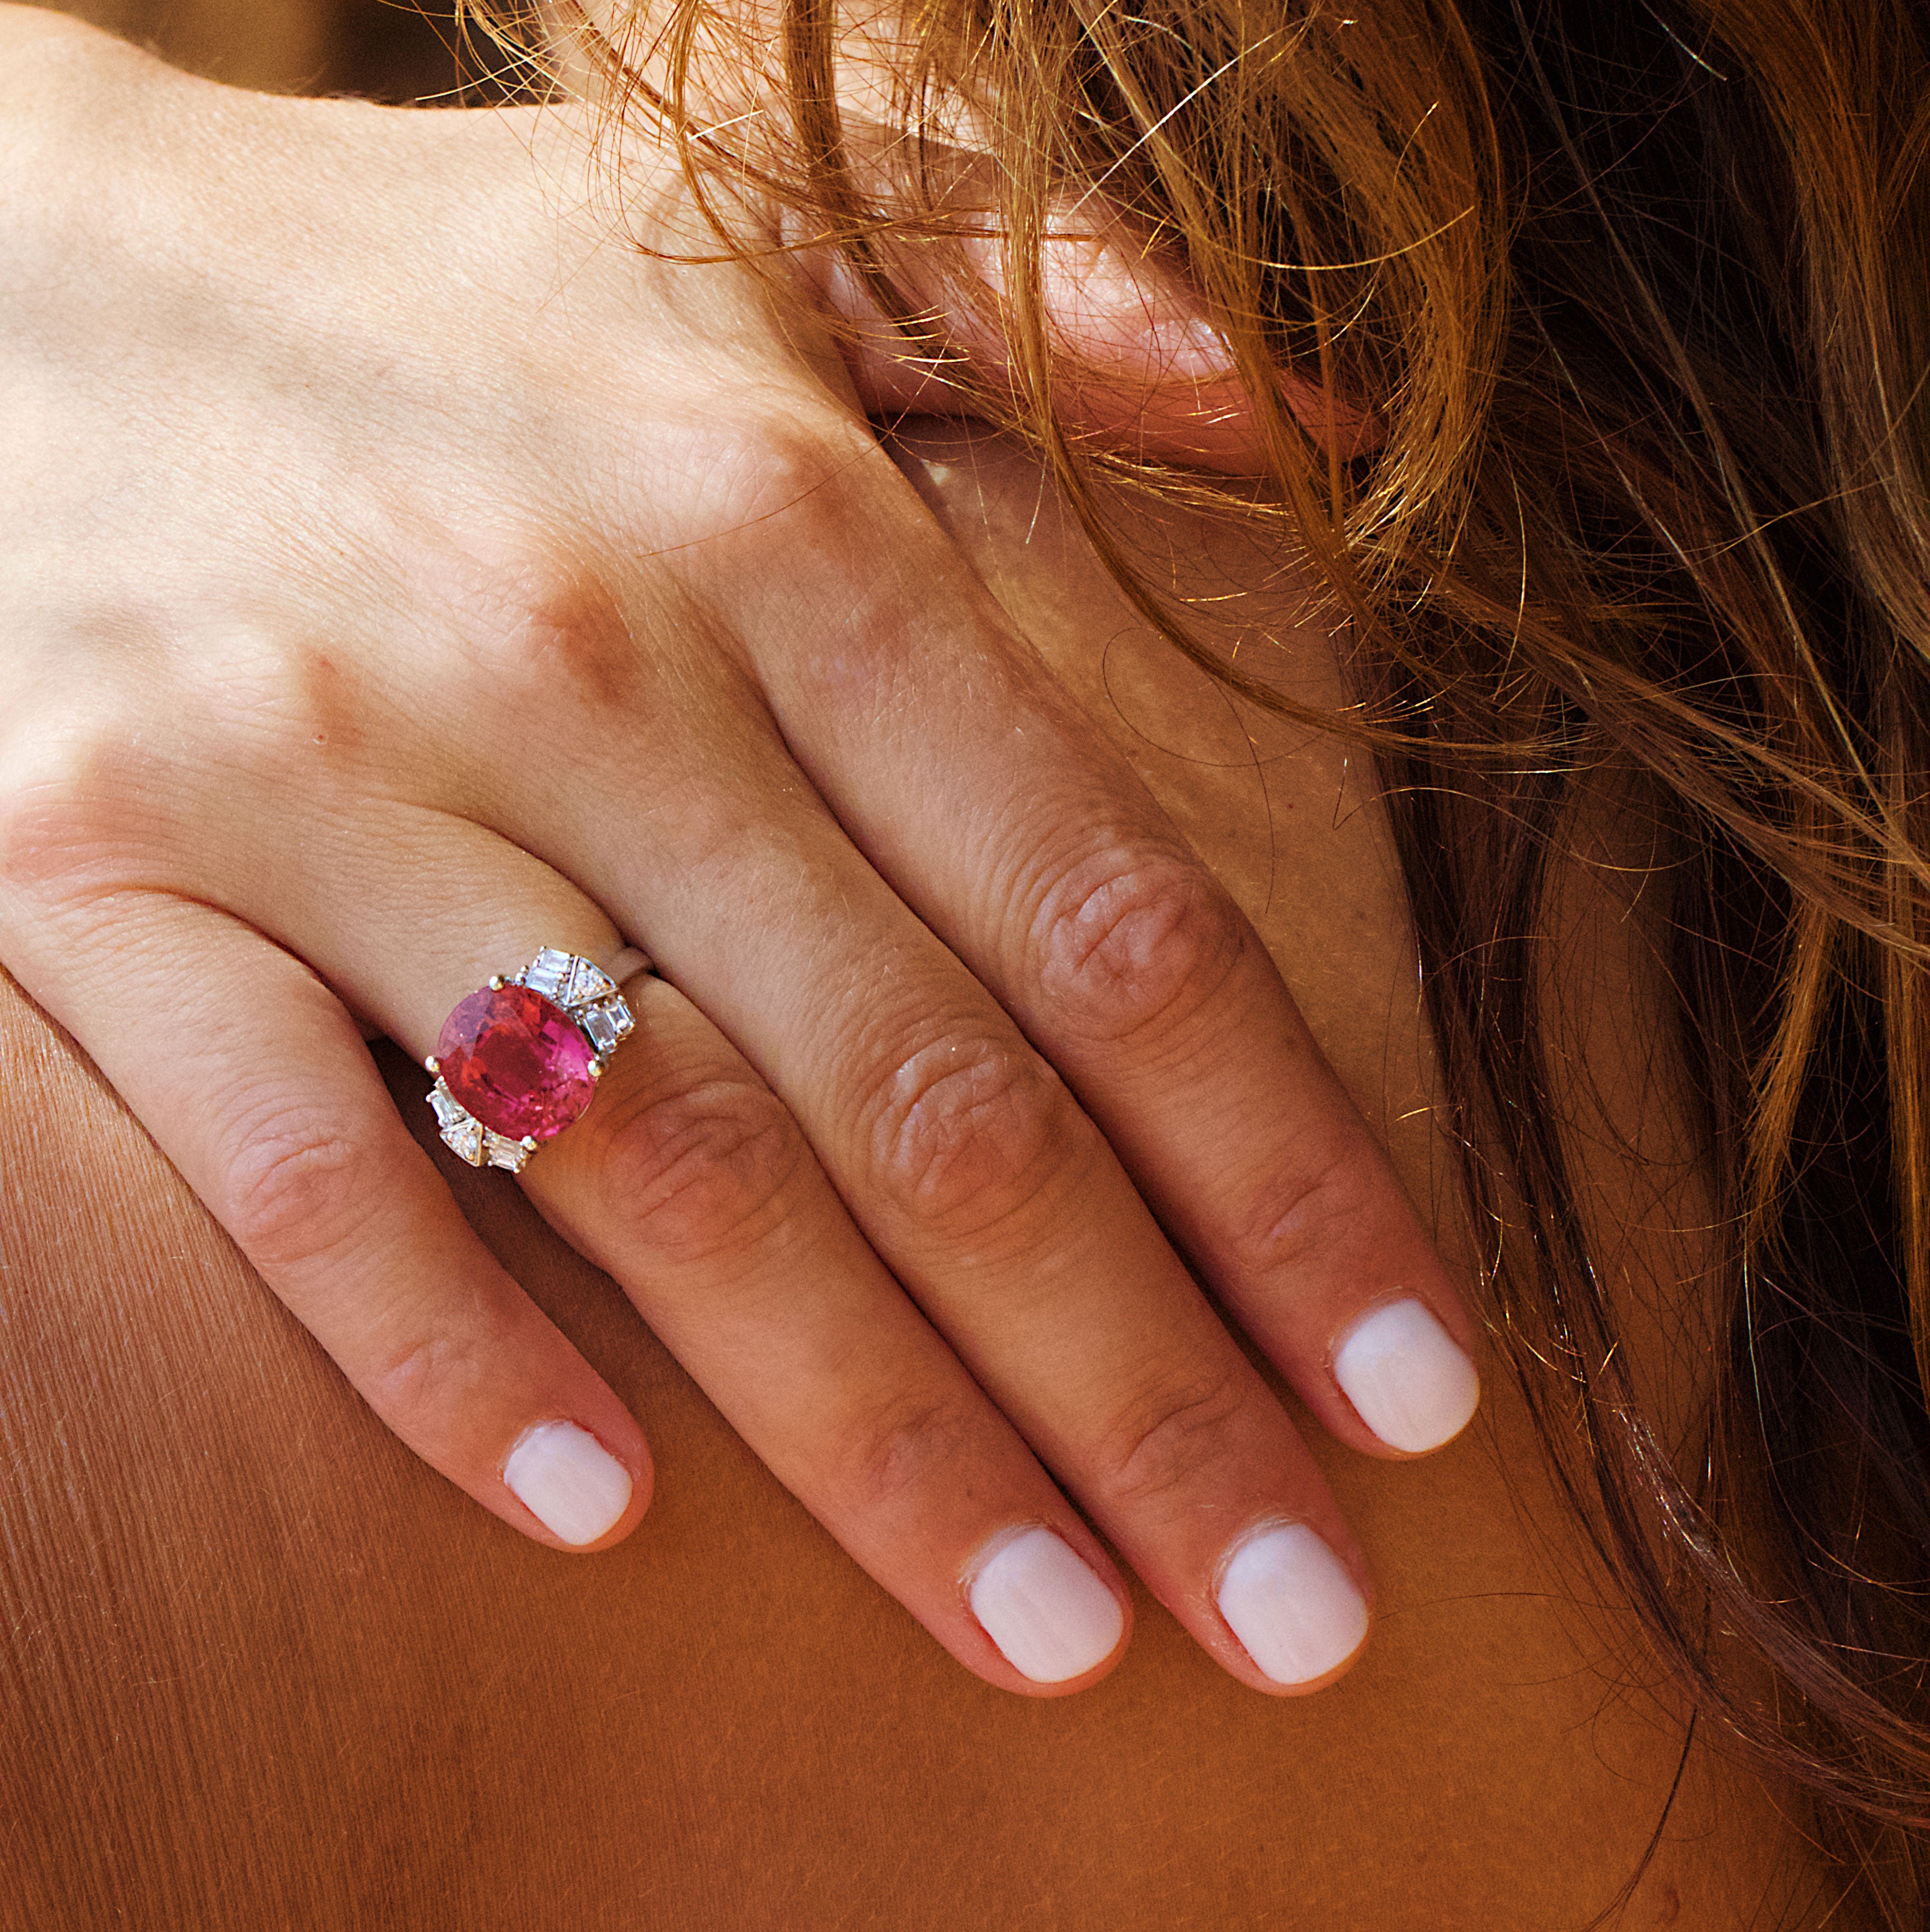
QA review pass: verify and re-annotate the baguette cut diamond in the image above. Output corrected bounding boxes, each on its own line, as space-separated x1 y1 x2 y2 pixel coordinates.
581 1001 632 1053
518 948 576 1002
482 1132 533 1174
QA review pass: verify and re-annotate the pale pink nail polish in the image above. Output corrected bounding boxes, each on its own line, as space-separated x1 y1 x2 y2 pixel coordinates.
503 1421 632 1546
969 1527 1124 1683
1333 1298 1481 1454
1216 1524 1369 1686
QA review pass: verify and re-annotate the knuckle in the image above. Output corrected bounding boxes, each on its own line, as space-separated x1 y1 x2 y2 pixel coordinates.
364 1325 499 1447
674 408 899 615
0 722 158 905
823 1386 981 1522
1235 1149 1361 1281
442 542 642 718
862 1032 1078 1233
1098 1366 1253 1508
221 1113 371 1274
587 1072 807 1265
691 406 875 534
1036 854 1248 1045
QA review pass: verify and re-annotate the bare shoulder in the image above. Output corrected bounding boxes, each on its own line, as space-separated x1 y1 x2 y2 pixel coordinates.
0 419 1861 1932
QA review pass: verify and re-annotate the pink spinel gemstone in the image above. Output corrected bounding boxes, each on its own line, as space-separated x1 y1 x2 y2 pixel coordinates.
436 984 596 1144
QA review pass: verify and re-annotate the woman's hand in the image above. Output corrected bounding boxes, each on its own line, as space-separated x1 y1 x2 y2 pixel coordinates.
0 10 1479 1695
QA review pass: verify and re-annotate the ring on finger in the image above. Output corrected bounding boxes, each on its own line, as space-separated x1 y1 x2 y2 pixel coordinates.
425 946 648 1173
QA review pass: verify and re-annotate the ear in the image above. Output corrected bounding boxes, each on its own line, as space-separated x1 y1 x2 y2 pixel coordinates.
797 182 1379 473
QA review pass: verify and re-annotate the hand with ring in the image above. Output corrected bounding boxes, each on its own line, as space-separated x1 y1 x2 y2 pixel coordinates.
0 11 1479 1697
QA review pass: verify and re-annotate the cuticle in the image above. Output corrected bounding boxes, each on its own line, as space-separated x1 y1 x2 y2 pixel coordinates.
1208 1511 1304 1602
955 1516 1052 1609
1321 1285 1417 1377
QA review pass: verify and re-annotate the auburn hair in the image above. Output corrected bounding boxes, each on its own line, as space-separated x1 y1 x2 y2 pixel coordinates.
477 0 1930 1915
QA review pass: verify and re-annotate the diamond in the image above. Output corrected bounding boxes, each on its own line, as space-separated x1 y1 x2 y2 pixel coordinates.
518 948 575 1001
484 1133 532 1173
559 958 617 1010
435 983 598 1144
581 999 633 1053
442 1115 485 1166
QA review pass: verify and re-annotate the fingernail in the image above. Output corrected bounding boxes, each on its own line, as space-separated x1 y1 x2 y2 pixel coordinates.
503 1421 633 1546
1170 314 1236 377
1216 1524 1369 1686
1333 1298 1482 1454
969 1527 1125 1683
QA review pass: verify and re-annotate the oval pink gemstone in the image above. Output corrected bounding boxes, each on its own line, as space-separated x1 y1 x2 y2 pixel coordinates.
436 984 596 1144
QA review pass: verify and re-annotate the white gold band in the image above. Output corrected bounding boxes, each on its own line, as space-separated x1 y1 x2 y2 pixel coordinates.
603 945 653 986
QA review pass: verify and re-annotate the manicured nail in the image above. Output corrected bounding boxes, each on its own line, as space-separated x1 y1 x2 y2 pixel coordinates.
1173 314 1236 376
1333 1298 1481 1454
503 1421 633 1546
969 1527 1125 1683
1216 1524 1369 1686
